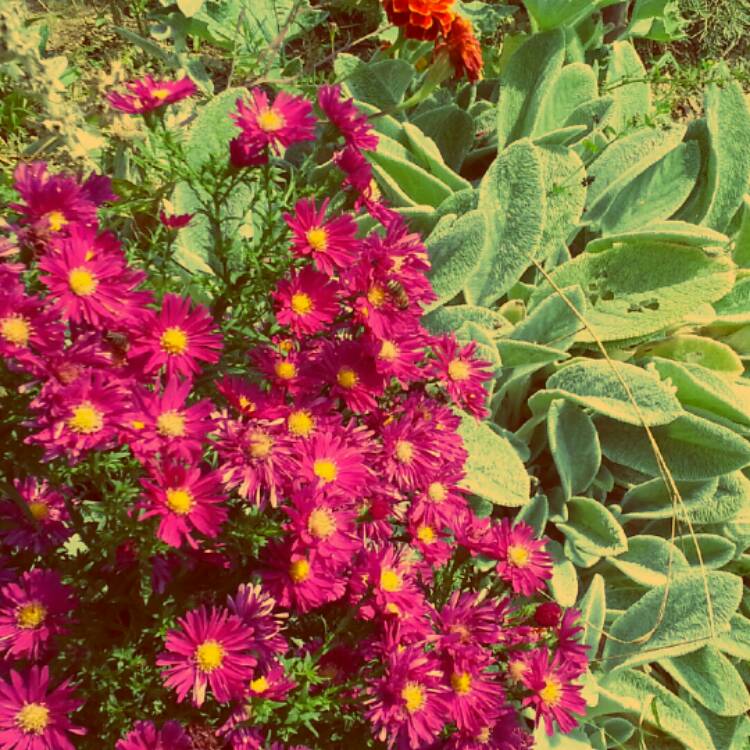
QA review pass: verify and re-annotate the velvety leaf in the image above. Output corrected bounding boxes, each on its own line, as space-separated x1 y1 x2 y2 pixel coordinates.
596 413 750 480
608 535 689 587
184 86 246 168
402 123 472 193
177 0 205 16
578 573 606 654
602 570 742 668
411 105 474 172
340 57 414 110
675 533 736 569
713 614 750 661
496 30 566 148
457 411 530 506
465 140 546 305
692 702 750 750
533 125 587 146
547 401 601 498
621 476 718 521
586 220 729 253
534 63 598 137
559 497 626 555
522 0 600 30
733 194 750 268
422 305 512 337
515 494 548 535
603 41 652 132
597 669 716 750
511 285 586 351
639 335 743 375
713 276 750 325
547 539 578 607
662 646 750 716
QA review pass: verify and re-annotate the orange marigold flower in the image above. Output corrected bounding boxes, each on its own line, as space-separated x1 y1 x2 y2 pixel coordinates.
383 0 456 40
440 15 484 82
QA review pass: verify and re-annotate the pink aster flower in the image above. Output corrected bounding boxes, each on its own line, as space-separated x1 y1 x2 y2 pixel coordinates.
0 665 85 748
124 376 214 463
445 658 506 734
232 89 316 158
365 646 449 750
521 648 586 735
408 467 468 532
159 210 193 229
107 75 197 114
247 661 296 701
317 340 383 412
0 569 76 661
554 609 588 671
0 477 72 554
284 198 360 275
227 584 287 667
429 335 494 418
433 591 507 657
298 430 371 499
215 377 273 420
334 145 374 198
273 265 340 336
317 84 379 151
26 370 126 463
129 293 222 379
158 605 257 707
380 413 441 492
493 519 552 597
0 289 63 367
116 720 191 750
139 462 227 549
368 330 425 385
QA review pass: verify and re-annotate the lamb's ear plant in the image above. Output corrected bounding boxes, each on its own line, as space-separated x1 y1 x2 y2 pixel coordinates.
351 28 750 750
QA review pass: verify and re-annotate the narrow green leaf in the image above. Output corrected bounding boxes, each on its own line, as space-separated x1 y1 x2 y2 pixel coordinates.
578 573 606 654
559 497 627 555
609 535 689 587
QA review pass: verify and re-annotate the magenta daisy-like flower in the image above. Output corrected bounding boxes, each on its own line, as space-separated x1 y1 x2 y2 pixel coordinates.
368 330 425 385
247 661 296 701
0 569 76 661
129 293 222 379
232 89 316 158
298 430 370 499
380 413 441 492
158 605 257 707
554 609 588 671
0 288 63 367
318 340 383 413
434 591 507 657
284 198 360 275
493 519 553 597
26 370 126 463
317 84 379 151
107 75 197 114
429 335 494 418
273 265 340 336
445 657 506 734
0 665 85 748
365 646 449 750
226 584 287 667
522 648 586 735
116 720 191 750
139 462 227 549
334 145 374 199
159 210 194 229
0 477 71 554
124 376 214 463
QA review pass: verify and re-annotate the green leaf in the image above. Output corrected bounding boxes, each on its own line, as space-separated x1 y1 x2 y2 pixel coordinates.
559 496 627 555
604 41 652 132
609 535 689 586
676 533 737 569
496 30 566 148
598 669 716 750
733 195 750 268
602 570 742 668
648 358 750 427
530 241 735 342
177 0 205 16
457 411 530 506
547 539 578 606
534 63 599 137
425 211 486 311
713 275 750 325
533 358 683 426
586 220 729 254
639 335 743 375
713 614 750 661
547 401 601 498
422 305 512 337
339 58 414 110
621 476 719 521
522 0 602 31
578 574 606 654
515 494 548 535
599 141 700 234
585 125 686 224
402 123 472 193
411 105 474 172
596 413 750 480
465 140 546 305
184 86 246 168
662 646 750 716
511 285 586 351
692 702 750 750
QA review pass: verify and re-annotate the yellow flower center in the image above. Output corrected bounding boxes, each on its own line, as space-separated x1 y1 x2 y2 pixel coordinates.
156 410 186 437
313 458 338 484
508 659 528 682
68 267 98 297
427 482 447 503
540 676 562 707
16 702 50 734
238 395 255 413
257 109 285 132
476 727 491 742
131 420 145 430
367 285 386 307
28 501 50 521
16 602 47 629
166 487 194 515
160 326 188 355
278 338 294 354
250 675 269 693
275 361 297 380
195 640 224 672
152 87 170 100
451 672 472 695
416 525 435 544
248 431 273 459
379 340 398 361
336 367 358 389
0 315 31 346
308 508 336 539
305 227 328 251
394 440 414 464
47 211 68 232
288 409 315 437
380 568 403 592
508 544 530 567
289 558 310 583
401 682 426 713
290 293 313 315
67 402 103 434
447 359 471 381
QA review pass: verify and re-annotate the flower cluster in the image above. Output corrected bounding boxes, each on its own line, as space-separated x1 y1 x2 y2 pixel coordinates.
382 0 483 81
0 77 587 748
